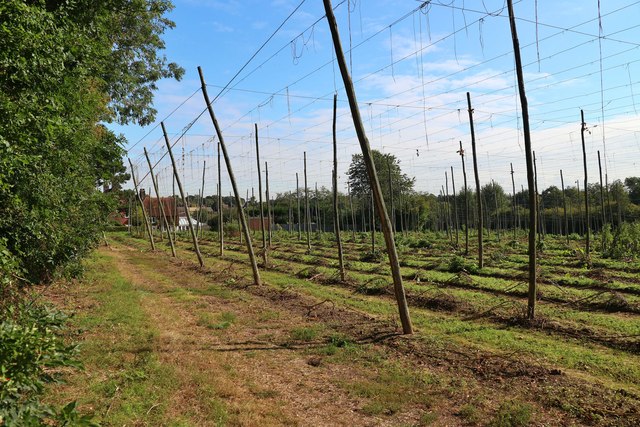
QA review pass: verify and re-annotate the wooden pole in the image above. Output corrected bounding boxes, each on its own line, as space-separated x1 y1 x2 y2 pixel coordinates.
296 173 302 240
533 151 543 240
128 159 155 250
466 92 483 268
598 150 606 235
508 0 537 319
459 141 469 254
304 152 311 252
580 110 590 256
323 0 412 334
493 180 501 242
561 169 569 244
348 181 356 240
266 161 272 247
510 163 517 241
332 94 346 281
218 142 223 256
197 160 206 238
370 191 375 252
144 148 176 257
451 166 459 246
160 124 204 267
387 157 395 232
198 66 260 285
254 124 268 266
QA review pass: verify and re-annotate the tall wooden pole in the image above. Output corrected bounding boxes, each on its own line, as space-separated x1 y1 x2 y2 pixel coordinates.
508 0 537 319
459 141 469 254
218 142 223 256
304 152 311 252
561 169 569 244
144 148 176 257
348 181 356 240
128 159 155 250
451 166 459 246
198 67 260 285
296 173 301 240
466 92 483 268
581 110 590 256
598 150 606 233
332 94 346 281
510 163 517 241
255 125 268 266
324 0 412 334
266 161 272 248
387 157 395 232
160 125 204 267
197 160 206 238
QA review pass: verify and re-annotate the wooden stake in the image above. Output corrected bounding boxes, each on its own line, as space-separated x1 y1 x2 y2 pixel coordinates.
508 0 537 319
197 160 206 238
332 94 346 281
466 92 483 268
161 124 204 267
128 159 155 250
198 67 260 285
144 148 176 257
324 0 412 334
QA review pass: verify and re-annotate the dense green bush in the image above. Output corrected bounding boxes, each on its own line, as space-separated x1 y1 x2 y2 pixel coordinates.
602 222 640 259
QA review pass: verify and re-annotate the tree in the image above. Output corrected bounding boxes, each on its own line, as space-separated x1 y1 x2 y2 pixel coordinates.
0 0 183 282
347 150 415 203
624 177 640 205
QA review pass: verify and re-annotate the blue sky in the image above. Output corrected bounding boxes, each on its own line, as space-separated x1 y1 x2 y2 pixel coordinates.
116 0 640 199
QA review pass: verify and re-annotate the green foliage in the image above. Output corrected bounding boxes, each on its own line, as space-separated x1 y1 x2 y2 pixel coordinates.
488 400 532 427
603 222 640 259
0 1 181 424
0 303 93 425
447 255 479 274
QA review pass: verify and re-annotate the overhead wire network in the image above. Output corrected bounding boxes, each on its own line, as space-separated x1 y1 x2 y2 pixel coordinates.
126 0 640 204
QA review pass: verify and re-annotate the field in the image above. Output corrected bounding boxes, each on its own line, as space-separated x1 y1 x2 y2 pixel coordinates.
46 229 640 426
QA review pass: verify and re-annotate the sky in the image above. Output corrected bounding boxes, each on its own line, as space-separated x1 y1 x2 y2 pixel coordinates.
114 0 640 200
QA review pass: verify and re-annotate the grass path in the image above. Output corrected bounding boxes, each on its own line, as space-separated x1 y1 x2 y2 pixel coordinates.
44 237 640 426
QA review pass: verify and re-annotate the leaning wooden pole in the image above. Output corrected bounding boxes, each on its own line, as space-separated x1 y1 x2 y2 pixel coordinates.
324 0 412 334
580 110 590 256
332 94 346 281
128 158 156 251
466 92 483 268
508 0 537 319
198 67 260 285
254 124 268 266
459 141 469 254
144 148 176 257
161 124 204 267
